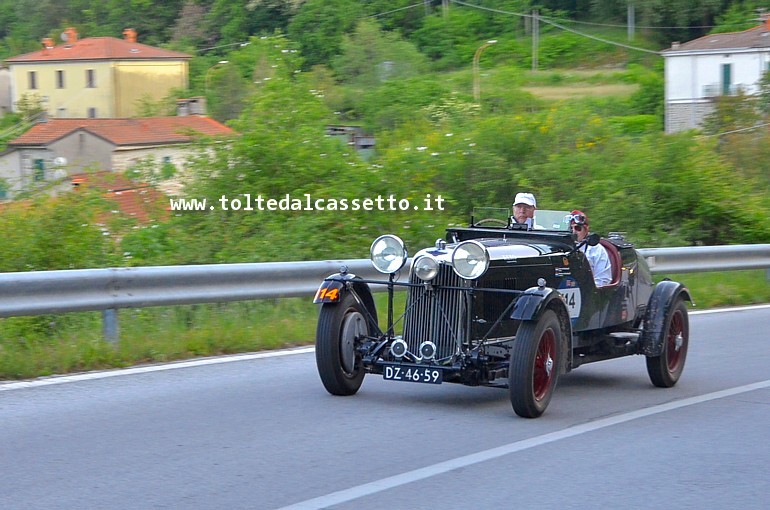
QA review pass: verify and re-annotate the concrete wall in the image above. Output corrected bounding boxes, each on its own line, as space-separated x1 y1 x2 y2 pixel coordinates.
0 68 11 116
665 51 770 101
111 145 190 173
114 61 189 117
9 59 188 118
0 149 22 197
664 49 770 132
48 130 115 172
665 101 716 133
9 61 115 118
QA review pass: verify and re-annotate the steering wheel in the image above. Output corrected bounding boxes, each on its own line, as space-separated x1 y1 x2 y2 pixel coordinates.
474 218 509 227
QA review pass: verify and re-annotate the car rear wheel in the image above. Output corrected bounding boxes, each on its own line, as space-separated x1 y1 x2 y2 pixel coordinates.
509 309 562 418
316 292 368 395
646 298 689 388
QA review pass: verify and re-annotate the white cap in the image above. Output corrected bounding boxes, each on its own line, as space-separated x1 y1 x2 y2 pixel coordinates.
513 192 536 207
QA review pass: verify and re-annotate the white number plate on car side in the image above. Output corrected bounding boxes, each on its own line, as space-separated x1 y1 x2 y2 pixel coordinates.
383 365 442 384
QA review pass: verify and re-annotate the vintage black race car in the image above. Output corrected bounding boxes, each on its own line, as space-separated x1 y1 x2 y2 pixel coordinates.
313 209 692 418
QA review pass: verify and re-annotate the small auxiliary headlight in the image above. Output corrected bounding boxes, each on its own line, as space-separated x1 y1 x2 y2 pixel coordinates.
370 235 407 274
413 255 439 281
451 240 489 279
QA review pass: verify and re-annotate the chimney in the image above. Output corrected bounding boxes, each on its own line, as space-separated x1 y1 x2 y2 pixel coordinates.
176 97 207 116
42 37 54 50
123 28 137 43
671 41 680 50
64 27 78 43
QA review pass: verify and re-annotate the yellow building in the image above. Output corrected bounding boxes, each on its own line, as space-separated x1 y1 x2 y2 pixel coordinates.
5 28 191 119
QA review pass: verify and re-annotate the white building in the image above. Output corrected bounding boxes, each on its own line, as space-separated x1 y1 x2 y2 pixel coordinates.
662 17 770 133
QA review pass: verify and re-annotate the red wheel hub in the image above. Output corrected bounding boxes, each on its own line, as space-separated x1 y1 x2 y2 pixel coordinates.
533 329 556 401
666 310 685 372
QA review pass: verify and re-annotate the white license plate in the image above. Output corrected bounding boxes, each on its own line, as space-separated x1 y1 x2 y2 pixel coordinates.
383 365 442 384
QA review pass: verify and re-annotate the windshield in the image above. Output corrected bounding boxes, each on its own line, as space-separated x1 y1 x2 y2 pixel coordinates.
534 210 572 231
471 208 572 232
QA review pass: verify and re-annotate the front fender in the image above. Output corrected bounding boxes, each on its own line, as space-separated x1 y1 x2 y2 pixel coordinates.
511 286 573 374
641 280 692 356
313 273 378 330
511 287 568 322
313 276 347 304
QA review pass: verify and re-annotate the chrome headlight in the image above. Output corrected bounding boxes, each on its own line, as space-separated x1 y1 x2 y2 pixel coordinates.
451 240 489 279
370 235 407 274
413 255 439 281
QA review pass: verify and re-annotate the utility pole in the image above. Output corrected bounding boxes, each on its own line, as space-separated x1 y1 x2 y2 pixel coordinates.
532 10 539 71
443 0 449 19
628 3 635 42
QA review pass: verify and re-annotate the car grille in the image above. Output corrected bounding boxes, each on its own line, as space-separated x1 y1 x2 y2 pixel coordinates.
402 264 470 361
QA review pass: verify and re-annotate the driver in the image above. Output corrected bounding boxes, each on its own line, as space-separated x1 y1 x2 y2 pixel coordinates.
569 210 612 287
511 192 537 229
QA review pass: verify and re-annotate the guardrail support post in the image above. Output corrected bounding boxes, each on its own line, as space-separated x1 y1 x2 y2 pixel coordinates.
103 309 119 345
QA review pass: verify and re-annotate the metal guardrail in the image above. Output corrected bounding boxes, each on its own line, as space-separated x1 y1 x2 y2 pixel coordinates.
1 244 769 342
640 245 770 273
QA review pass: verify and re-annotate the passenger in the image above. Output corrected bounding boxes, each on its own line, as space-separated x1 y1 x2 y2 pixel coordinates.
511 192 537 229
569 210 612 287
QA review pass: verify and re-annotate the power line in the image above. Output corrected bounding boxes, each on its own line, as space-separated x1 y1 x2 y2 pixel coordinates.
537 16 661 55
368 2 426 19
545 18 756 31
699 121 770 138
450 0 661 55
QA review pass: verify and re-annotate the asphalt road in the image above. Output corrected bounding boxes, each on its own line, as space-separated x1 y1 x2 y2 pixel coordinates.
2 305 769 510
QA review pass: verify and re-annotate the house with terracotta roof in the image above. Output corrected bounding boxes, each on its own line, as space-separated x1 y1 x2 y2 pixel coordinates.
4 27 191 119
0 116 233 199
70 171 170 224
662 16 770 133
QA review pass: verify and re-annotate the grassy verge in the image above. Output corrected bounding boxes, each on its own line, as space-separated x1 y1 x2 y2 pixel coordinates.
655 270 770 308
1 272 767 380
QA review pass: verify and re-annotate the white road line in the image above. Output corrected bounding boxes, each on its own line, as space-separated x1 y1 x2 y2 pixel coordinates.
277 379 770 510
690 303 770 315
0 347 315 391
0 304 767 392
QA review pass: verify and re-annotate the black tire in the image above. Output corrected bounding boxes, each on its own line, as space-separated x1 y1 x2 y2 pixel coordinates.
316 292 368 396
646 298 689 388
509 309 562 418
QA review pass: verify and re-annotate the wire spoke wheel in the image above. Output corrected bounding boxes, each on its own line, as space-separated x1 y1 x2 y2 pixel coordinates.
646 298 689 388
509 310 562 418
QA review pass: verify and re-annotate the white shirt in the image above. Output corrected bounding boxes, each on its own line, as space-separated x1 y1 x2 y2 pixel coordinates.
581 243 613 287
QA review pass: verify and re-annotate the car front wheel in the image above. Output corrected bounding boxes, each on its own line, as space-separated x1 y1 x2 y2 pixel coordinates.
646 298 689 388
316 292 368 396
509 309 562 418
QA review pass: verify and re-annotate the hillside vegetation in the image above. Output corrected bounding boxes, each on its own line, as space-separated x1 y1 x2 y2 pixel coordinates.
1 0 768 266
1 1 769 378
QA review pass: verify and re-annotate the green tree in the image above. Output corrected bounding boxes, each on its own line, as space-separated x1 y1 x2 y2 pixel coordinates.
411 9 492 70
331 19 428 87
14 93 45 121
701 91 761 135
757 70 770 115
0 190 117 271
287 0 362 68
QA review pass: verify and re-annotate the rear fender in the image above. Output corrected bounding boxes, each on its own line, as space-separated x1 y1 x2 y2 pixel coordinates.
511 287 573 373
641 280 692 356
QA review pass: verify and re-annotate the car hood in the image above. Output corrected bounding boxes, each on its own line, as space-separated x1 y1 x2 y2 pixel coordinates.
414 238 566 263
